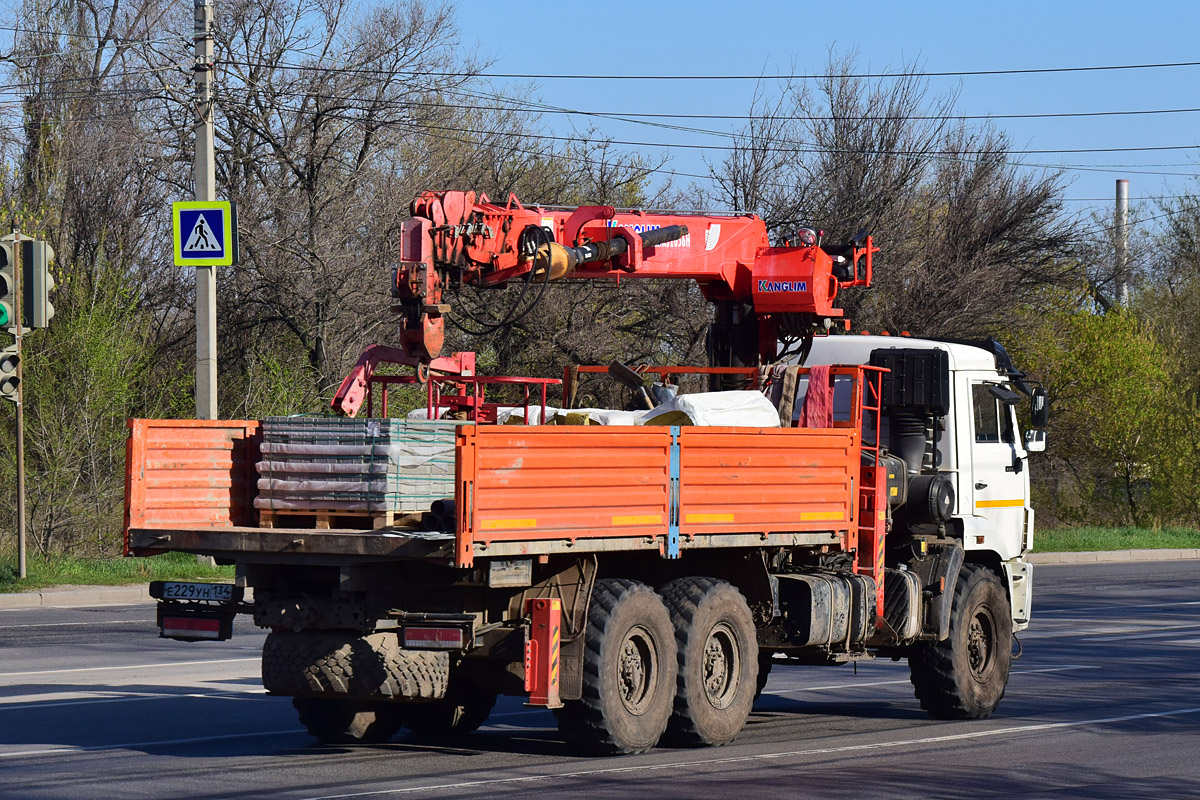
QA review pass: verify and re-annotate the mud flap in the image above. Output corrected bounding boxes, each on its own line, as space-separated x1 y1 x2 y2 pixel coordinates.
906 542 965 640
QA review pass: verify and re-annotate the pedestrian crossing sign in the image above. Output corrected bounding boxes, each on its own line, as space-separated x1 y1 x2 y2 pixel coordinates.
173 201 236 266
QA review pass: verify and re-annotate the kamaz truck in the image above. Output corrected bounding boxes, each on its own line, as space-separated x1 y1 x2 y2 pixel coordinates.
125 192 1045 753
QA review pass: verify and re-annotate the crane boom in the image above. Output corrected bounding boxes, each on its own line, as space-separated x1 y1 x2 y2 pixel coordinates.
392 190 876 368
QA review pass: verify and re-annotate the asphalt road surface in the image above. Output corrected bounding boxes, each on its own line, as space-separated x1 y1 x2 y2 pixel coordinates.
3 561 1199 799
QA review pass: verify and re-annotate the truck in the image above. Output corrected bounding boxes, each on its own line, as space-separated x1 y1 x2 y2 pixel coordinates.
124 192 1047 754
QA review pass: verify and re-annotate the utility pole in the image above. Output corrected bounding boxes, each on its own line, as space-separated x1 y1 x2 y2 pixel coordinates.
13 231 25 579
1116 179 1129 309
194 0 217 419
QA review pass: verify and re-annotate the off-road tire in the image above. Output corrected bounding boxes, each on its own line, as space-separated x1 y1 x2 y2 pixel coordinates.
262 630 448 700
292 696 405 744
660 577 758 746
909 564 1013 719
555 578 677 754
402 674 498 736
755 652 773 701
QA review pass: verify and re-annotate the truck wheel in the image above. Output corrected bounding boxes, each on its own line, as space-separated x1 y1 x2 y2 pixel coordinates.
292 697 404 744
556 578 676 754
755 652 773 701
402 676 497 736
909 564 1013 719
660 577 758 746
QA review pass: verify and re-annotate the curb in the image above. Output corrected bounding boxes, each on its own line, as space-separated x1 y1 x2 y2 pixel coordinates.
1028 548 1200 565
0 584 154 609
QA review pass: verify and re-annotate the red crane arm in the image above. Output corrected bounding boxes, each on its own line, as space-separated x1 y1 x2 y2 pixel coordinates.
392 190 876 364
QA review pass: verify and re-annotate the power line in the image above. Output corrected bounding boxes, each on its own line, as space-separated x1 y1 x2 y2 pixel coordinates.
218 58 1200 81
211 85 1200 178
212 81 1200 123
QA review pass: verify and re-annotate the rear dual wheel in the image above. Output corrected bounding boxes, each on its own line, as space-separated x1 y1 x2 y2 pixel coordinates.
293 697 404 744
556 577 760 753
661 577 758 746
402 676 498 736
556 579 677 754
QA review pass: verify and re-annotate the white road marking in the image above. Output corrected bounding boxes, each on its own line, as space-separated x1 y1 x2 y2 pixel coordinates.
0 690 271 711
1085 626 1200 642
1020 622 1200 640
2 657 258 678
0 604 150 614
1036 600 1200 615
763 664 1097 696
0 728 307 759
482 665 1098 719
0 619 155 629
298 705 1200 800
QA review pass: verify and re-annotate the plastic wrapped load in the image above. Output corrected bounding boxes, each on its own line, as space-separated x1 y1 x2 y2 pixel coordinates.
253 417 460 514
496 406 643 426
639 391 781 427
405 392 781 428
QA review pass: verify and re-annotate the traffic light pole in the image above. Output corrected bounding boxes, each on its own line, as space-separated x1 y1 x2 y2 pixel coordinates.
194 0 217 420
13 230 25 579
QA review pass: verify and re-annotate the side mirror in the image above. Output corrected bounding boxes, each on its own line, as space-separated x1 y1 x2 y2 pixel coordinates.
1031 387 1048 430
1024 429 1046 453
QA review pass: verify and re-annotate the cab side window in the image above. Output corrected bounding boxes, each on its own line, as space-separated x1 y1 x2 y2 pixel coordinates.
972 384 1014 444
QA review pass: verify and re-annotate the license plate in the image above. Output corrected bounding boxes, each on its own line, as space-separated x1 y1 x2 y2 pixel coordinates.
159 582 235 602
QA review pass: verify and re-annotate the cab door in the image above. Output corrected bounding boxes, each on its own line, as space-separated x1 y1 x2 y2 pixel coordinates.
968 380 1028 559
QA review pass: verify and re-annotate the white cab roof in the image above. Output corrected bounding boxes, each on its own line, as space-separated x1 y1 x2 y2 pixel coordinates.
801 335 999 372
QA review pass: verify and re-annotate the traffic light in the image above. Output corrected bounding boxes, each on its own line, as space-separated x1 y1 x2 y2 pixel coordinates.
0 343 17 402
0 257 13 329
0 236 56 331
25 240 54 328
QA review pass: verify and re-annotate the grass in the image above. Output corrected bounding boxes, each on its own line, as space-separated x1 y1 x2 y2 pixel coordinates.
1034 527 1200 553
0 551 234 594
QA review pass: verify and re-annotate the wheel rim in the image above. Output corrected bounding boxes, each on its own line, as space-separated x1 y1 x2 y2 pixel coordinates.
702 622 740 710
617 625 658 715
967 605 997 683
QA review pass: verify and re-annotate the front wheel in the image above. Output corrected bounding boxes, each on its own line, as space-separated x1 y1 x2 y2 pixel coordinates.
909 564 1013 719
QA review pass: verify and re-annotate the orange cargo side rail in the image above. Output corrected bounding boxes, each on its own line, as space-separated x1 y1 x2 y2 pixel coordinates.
454 425 857 567
124 419 262 555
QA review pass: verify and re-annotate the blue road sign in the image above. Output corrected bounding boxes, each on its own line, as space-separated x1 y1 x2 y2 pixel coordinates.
173 201 235 266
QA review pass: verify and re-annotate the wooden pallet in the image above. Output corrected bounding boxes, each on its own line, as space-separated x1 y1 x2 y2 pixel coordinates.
258 508 396 531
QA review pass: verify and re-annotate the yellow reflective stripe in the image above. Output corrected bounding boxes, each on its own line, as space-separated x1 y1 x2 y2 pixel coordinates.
800 511 844 522
976 499 1025 509
686 513 735 523
612 514 662 526
480 518 537 530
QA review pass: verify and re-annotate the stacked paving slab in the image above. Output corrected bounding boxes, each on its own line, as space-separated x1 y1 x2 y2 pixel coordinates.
253 417 459 526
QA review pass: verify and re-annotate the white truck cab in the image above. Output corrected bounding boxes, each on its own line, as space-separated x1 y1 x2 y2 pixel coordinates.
804 335 1044 632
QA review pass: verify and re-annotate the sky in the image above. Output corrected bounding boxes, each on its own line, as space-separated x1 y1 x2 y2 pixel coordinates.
455 0 1200 228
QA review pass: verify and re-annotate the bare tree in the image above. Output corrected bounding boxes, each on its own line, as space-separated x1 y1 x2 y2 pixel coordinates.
707 54 1078 339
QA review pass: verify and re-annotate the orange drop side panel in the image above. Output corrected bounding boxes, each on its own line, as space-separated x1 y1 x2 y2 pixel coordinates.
456 425 857 566
677 427 858 537
124 419 262 554
456 426 671 565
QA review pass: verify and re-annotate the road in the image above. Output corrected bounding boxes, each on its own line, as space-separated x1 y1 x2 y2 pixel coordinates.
2 561 1199 799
